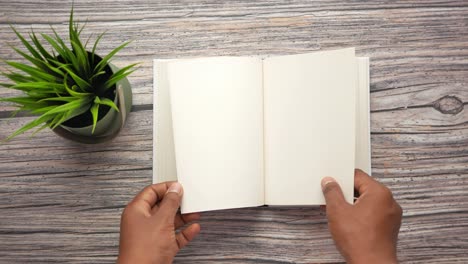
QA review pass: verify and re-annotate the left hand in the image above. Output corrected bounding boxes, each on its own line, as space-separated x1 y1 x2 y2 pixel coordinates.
117 182 201 264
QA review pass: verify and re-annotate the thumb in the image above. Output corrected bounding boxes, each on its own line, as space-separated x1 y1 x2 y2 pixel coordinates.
158 182 183 224
321 177 346 211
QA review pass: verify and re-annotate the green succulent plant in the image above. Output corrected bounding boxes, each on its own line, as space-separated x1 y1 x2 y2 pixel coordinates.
0 8 136 140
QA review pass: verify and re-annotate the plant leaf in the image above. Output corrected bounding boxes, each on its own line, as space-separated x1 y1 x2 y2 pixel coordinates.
0 97 37 104
38 97 77 103
91 31 106 66
84 33 93 49
30 123 50 137
47 111 65 129
11 46 65 79
69 5 76 42
77 19 89 37
0 82 14 88
4 114 54 141
12 82 65 92
101 69 135 93
89 70 106 82
63 73 92 97
59 101 92 126
48 58 72 70
27 90 61 98
10 46 48 72
61 101 92 124
90 102 99 134
71 40 90 78
10 25 43 60
50 27 71 54
31 105 59 115
102 63 137 90
1 72 35 84
62 66 91 91
6 61 57 82
11 45 65 78
42 32 80 72
94 41 131 73
41 33 67 59
96 97 119 112
50 113 70 129
66 83 92 98
30 31 54 61
42 96 92 116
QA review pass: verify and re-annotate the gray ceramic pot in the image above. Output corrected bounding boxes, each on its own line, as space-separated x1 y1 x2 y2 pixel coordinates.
53 63 132 144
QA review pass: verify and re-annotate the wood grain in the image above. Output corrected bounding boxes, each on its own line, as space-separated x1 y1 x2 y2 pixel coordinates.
0 0 467 263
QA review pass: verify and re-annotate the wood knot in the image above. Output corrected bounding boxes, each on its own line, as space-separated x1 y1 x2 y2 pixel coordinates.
433 95 464 115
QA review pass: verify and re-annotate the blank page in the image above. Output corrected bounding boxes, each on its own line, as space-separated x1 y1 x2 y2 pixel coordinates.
263 48 357 205
153 60 178 184
167 57 264 213
355 57 371 175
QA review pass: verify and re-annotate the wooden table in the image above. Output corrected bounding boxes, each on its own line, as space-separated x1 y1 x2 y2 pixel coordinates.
1 1 467 263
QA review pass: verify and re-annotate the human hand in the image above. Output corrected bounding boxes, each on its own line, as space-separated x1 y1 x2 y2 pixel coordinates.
117 182 201 264
321 169 402 264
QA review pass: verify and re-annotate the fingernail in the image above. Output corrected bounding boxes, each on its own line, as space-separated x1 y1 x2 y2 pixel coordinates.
166 182 182 196
321 177 336 190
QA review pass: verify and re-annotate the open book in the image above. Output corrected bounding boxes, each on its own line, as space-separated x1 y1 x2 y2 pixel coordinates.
153 48 371 214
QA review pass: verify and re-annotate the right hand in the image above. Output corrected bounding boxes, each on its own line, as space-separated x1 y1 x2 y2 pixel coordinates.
321 169 402 264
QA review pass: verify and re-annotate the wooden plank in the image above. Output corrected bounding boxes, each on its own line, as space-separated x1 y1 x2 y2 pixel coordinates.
0 0 467 263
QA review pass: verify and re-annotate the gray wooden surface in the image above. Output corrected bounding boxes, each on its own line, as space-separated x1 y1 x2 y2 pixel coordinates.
0 0 467 263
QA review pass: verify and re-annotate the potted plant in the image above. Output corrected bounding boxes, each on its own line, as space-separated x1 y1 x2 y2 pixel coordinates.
0 8 136 143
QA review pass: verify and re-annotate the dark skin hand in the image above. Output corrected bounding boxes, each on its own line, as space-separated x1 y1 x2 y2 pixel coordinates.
321 169 403 264
118 169 402 263
117 182 201 264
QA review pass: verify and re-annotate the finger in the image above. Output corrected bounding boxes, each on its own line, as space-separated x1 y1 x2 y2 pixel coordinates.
157 182 183 224
354 169 380 196
176 223 201 250
321 177 347 210
175 213 201 229
131 182 175 213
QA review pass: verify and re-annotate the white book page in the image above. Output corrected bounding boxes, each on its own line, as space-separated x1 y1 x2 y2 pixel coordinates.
153 60 178 183
167 57 264 213
263 48 357 205
355 57 371 175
